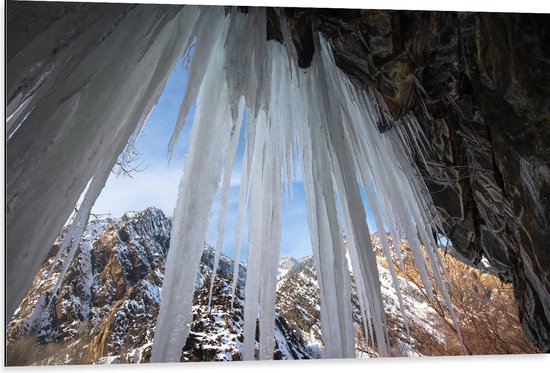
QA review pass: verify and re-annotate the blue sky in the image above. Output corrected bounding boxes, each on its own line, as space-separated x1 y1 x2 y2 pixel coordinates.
92 59 190 220
91 58 314 260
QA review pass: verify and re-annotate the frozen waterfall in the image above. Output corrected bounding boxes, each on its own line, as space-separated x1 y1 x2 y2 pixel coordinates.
6 5 462 361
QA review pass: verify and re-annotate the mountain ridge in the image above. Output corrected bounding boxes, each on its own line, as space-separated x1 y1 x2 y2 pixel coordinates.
6 207 538 365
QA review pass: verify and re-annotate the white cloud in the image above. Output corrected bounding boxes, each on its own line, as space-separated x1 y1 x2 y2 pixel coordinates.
229 165 242 187
91 163 183 218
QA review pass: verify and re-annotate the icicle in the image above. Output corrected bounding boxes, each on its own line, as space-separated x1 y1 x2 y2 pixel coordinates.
230 126 251 309
297 68 356 359
228 11 272 310
46 160 111 308
315 36 391 356
327 113 390 357
207 96 245 311
335 169 390 353
224 8 257 121
242 110 269 360
167 7 218 159
255 42 288 360
348 86 436 299
240 65 284 356
362 175 411 336
258 119 282 360
327 70 412 338
44 180 91 283
250 9 269 116
402 161 466 348
273 47 297 205
151 8 232 362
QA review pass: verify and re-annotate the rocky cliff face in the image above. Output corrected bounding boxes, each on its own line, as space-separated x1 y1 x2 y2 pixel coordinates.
5 208 316 364
6 208 171 363
269 7 550 352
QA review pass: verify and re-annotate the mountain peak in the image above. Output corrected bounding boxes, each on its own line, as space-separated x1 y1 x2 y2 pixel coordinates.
278 256 298 280
7 206 537 365
120 207 167 221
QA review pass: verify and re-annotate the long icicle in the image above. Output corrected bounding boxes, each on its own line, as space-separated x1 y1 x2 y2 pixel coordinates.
230 122 251 309
207 96 245 311
167 8 216 160
151 8 232 362
242 109 269 360
298 66 356 358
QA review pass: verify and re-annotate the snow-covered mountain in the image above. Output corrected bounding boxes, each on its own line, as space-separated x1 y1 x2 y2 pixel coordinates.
7 208 171 364
275 247 441 358
6 207 315 365
6 207 537 365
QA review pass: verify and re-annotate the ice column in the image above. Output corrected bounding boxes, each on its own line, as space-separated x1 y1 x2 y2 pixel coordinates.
151 7 232 362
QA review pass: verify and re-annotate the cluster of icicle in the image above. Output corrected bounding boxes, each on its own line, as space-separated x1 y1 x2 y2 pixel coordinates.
7 4 462 361
148 6 462 361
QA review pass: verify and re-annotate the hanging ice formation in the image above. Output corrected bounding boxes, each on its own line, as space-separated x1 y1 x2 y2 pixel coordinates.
149 7 465 361
7 5 464 362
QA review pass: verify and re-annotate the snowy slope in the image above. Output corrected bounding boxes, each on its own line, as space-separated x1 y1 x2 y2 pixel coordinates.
275 251 438 358
6 208 533 365
6 208 315 364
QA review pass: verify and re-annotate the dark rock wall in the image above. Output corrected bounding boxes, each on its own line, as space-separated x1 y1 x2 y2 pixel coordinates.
305 9 550 350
